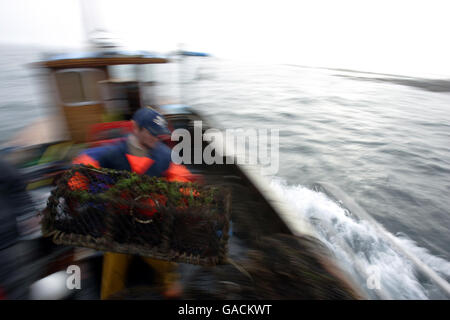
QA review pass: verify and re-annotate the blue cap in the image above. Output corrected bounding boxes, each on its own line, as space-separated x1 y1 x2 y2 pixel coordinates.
132 107 171 136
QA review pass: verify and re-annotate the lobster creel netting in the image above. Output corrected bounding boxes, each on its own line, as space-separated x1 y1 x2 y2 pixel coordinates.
40 165 231 266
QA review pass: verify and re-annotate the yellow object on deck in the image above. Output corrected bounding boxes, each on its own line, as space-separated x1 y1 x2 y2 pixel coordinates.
38 142 73 164
26 178 54 191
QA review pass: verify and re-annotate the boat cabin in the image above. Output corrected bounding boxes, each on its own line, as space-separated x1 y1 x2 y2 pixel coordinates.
36 51 173 143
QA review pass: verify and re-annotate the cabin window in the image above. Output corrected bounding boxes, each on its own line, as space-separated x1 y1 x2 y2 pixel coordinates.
108 65 142 82
55 68 106 104
108 64 180 106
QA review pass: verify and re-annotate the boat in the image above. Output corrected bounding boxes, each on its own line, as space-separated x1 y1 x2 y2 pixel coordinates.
0 49 368 299
4 46 449 300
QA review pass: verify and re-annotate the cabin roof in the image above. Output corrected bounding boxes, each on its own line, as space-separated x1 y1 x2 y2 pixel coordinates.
37 50 169 69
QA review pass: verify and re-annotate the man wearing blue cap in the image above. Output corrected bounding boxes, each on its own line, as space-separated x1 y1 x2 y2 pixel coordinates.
72 107 193 299
73 107 192 181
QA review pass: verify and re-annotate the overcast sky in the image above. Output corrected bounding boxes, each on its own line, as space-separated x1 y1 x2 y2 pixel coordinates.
1 0 449 77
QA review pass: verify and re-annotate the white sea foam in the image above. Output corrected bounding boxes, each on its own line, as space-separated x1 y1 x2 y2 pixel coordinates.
270 178 450 299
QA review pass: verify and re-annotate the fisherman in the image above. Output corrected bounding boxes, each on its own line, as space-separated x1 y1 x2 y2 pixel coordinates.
71 107 194 299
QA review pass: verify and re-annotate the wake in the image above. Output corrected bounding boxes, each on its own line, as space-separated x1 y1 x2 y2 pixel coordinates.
270 178 450 299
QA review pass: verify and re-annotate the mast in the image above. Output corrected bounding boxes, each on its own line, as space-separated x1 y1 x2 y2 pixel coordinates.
79 0 120 51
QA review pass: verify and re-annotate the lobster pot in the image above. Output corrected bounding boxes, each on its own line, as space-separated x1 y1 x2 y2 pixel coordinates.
41 166 231 266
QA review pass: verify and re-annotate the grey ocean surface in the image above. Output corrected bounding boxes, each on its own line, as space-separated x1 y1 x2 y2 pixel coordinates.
184 59 450 258
1 45 449 298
